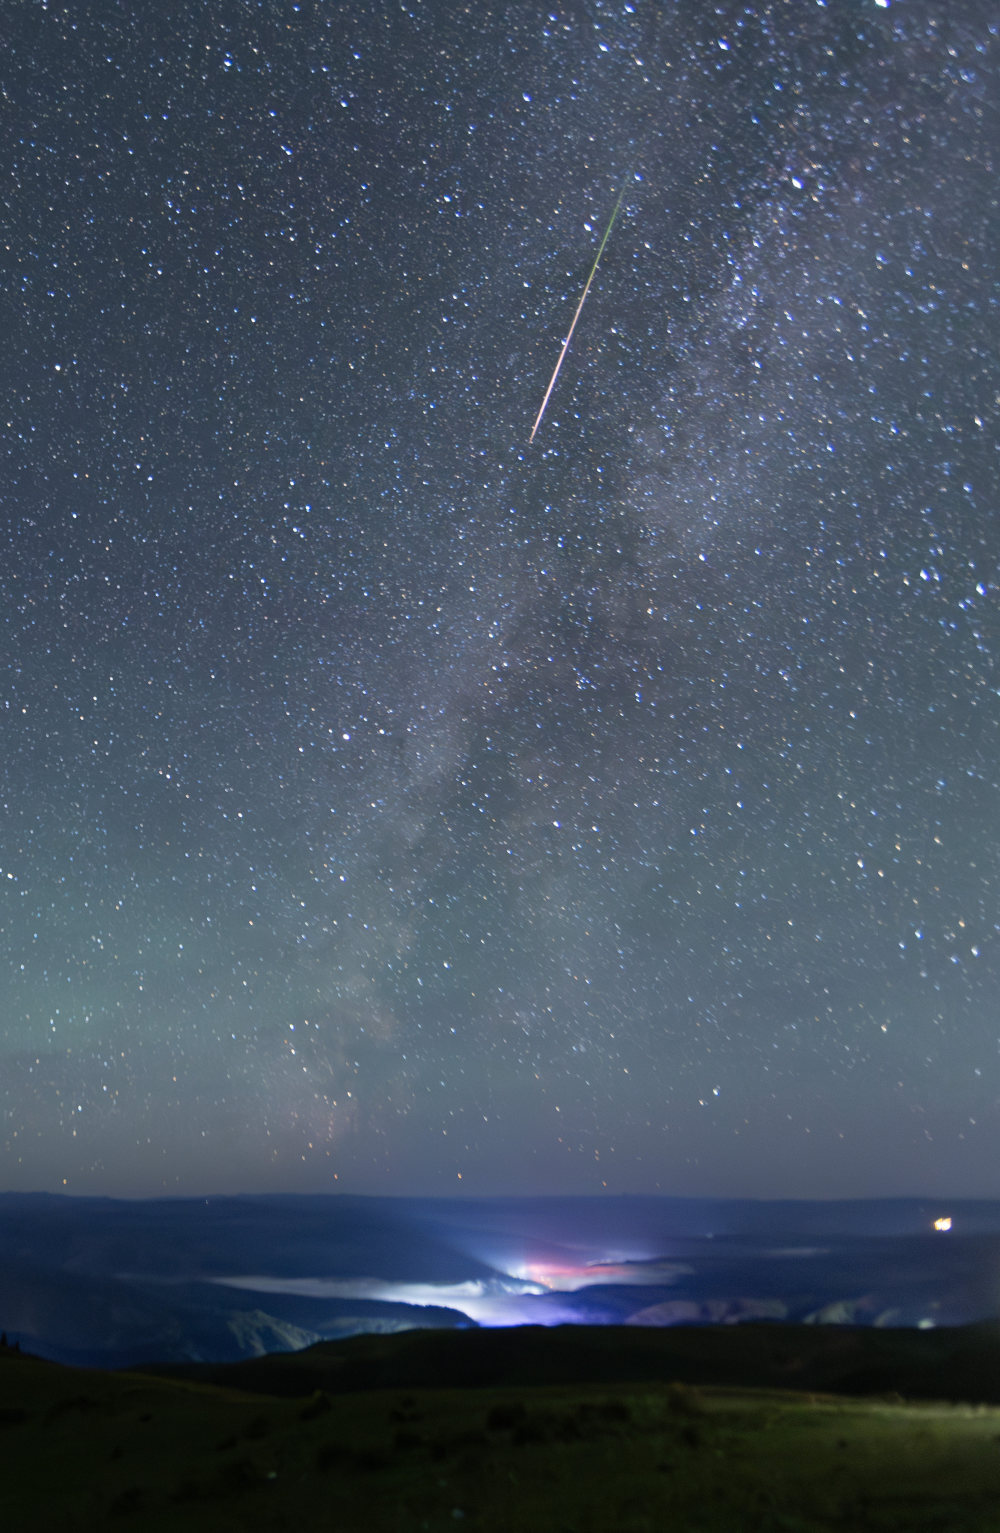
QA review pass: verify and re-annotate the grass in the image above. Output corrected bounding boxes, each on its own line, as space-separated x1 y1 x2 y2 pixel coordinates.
4 1342 1000 1531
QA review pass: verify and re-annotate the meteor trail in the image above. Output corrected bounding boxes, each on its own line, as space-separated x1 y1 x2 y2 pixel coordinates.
529 178 628 444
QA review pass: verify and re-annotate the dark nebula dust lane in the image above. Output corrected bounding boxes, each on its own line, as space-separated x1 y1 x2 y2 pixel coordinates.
2 1 998 1197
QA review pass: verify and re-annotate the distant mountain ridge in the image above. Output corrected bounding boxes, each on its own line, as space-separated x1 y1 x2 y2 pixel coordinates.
0 1192 996 1369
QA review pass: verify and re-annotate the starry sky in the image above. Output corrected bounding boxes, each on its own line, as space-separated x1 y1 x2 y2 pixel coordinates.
3 0 998 1199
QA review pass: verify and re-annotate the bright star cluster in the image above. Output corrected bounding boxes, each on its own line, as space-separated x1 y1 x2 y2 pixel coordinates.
2 0 997 1196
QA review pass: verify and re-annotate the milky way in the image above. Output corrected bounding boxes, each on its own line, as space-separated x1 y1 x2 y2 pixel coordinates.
3 1 998 1196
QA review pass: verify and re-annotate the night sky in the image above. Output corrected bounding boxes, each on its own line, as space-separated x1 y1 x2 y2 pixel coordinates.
4 0 998 1199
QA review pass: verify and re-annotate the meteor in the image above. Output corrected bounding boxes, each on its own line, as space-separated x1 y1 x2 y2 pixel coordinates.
529 177 629 444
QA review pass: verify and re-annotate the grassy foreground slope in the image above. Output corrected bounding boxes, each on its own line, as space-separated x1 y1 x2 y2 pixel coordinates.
3 1328 1000 1531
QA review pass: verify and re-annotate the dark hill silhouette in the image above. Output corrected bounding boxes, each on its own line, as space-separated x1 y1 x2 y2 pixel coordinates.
157 1318 1000 1408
